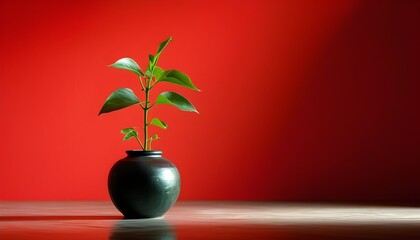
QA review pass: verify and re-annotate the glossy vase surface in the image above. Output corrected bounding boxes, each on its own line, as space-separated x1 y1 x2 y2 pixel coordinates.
108 150 180 219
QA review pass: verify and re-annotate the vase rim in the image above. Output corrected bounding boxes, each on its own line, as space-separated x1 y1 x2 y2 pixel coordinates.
126 150 163 157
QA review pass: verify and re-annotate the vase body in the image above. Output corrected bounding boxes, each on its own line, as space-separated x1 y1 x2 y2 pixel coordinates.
108 150 180 219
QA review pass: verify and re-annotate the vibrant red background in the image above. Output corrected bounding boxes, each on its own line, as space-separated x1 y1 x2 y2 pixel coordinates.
0 0 419 201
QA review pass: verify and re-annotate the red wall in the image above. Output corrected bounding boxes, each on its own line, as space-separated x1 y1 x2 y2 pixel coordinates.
0 0 419 201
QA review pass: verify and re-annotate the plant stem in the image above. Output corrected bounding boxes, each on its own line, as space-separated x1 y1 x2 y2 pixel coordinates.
143 75 155 151
138 76 145 90
135 135 144 149
144 86 149 150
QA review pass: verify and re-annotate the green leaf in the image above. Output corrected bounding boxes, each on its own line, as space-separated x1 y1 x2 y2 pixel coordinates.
121 127 134 134
155 91 198 113
151 134 159 140
99 88 140 115
147 54 156 72
148 54 155 63
153 66 164 80
150 118 167 129
110 58 144 76
123 129 138 141
148 37 172 73
157 37 172 55
158 70 200 91
145 70 152 77
121 128 143 148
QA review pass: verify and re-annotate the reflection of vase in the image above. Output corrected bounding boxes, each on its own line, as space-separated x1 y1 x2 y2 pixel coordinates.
109 218 176 240
108 150 180 219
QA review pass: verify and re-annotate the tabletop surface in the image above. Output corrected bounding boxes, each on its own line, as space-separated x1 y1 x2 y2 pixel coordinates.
1 201 420 239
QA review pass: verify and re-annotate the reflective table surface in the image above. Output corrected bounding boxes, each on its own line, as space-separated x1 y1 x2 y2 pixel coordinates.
1 201 420 239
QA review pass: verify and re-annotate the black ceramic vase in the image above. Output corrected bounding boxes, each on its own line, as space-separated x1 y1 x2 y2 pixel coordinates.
108 150 180 219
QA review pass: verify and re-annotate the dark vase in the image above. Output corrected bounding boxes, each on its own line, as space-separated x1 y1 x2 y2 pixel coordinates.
108 150 180 219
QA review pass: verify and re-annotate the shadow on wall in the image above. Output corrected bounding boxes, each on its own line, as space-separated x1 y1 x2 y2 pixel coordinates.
274 0 420 201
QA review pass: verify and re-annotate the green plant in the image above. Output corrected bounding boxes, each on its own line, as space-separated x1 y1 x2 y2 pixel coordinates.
99 37 199 150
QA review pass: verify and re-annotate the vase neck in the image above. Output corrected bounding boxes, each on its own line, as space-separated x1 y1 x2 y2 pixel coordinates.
126 150 163 157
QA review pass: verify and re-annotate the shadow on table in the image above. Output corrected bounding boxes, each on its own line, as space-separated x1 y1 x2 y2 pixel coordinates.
109 218 175 240
110 222 420 240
